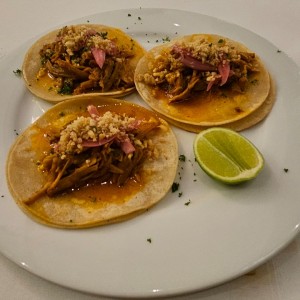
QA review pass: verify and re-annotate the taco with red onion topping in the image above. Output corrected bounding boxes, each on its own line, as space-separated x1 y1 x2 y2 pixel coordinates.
6 97 178 228
135 34 274 131
22 24 146 102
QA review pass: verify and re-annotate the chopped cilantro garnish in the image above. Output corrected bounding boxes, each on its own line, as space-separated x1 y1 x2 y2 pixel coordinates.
184 200 191 206
59 81 73 95
13 69 22 76
179 154 186 162
171 182 179 192
162 36 170 42
99 31 108 39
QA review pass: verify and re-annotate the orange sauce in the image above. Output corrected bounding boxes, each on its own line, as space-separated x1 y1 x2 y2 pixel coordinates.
63 178 144 209
36 73 58 94
29 125 52 160
155 88 250 124
29 114 147 209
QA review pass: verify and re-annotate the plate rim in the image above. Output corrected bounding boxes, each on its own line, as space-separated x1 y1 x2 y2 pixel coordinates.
1 7 300 298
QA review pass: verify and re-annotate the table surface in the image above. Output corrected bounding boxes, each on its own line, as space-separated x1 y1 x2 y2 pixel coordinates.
1 1 300 299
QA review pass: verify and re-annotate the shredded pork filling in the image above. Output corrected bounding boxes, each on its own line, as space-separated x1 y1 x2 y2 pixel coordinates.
37 25 136 95
25 105 160 204
137 37 259 103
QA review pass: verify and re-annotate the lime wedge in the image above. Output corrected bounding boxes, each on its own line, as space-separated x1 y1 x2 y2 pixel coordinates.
193 128 264 184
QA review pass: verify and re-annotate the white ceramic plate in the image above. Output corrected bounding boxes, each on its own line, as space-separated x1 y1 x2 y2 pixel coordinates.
1 8 300 298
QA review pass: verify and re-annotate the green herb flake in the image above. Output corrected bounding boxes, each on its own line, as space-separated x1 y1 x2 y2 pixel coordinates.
138 16 141 20
284 168 289 173
218 39 224 44
179 154 186 162
277 49 282 53
13 69 22 76
100 31 108 39
178 192 183 198
162 36 170 42
171 182 180 193
128 13 132 17
184 200 191 206
59 81 73 95
147 238 152 243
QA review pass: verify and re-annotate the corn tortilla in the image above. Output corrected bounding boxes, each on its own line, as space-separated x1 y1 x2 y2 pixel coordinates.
6 97 178 228
135 34 272 130
23 24 146 103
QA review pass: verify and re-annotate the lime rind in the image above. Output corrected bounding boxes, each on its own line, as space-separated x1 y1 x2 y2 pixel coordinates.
193 128 264 184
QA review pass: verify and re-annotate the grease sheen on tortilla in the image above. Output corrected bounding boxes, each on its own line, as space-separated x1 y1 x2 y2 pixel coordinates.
23 24 146 103
6 97 178 228
135 34 272 131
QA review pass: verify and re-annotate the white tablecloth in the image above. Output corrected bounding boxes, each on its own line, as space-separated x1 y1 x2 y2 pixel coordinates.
1 1 300 299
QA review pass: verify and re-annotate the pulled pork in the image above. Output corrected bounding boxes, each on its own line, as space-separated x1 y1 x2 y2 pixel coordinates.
25 105 160 204
137 37 259 103
38 25 135 95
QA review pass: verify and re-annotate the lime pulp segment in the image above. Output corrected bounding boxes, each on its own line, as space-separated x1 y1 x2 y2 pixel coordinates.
193 128 264 183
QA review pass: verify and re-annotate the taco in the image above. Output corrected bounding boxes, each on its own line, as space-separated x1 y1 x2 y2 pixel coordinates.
6 97 178 228
135 34 273 131
22 24 146 102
